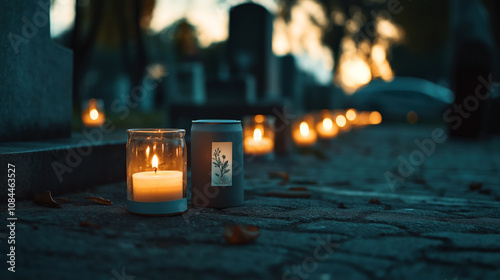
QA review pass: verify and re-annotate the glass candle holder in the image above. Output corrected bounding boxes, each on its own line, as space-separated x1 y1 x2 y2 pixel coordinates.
191 120 244 208
316 110 339 139
345 108 358 124
82 98 105 127
333 110 351 133
292 115 317 147
243 115 275 156
126 129 187 216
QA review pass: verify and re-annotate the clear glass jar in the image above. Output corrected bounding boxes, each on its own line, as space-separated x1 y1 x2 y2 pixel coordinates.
292 114 317 147
315 109 339 139
243 115 275 156
126 129 187 215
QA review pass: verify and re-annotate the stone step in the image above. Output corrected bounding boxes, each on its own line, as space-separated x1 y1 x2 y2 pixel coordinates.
0 130 127 200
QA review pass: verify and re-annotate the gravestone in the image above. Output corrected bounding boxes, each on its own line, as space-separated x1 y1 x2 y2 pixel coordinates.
228 3 279 101
0 0 72 142
205 75 257 106
174 62 207 105
448 0 496 138
280 55 305 109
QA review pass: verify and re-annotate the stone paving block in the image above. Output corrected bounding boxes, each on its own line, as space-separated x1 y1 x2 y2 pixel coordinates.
387 263 464 280
311 263 371 280
297 220 406 237
365 213 485 234
326 253 394 279
426 251 500 267
422 232 500 250
341 237 443 260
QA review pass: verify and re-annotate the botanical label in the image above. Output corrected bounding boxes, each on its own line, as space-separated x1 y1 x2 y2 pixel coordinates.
211 142 232 186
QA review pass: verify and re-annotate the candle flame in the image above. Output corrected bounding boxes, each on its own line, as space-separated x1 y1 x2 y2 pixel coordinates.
369 111 382 125
336 115 347 127
346 109 357 121
253 128 263 142
254 114 265 123
152 155 158 172
299 122 310 136
146 146 150 157
322 118 333 130
89 109 99 120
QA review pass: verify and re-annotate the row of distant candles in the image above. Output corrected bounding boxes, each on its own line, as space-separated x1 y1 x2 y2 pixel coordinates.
243 109 382 156
81 99 382 156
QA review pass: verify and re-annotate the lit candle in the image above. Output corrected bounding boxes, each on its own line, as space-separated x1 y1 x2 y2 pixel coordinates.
316 117 339 139
132 155 183 202
369 111 382 125
345 108 357 123
82 98 105 127
335 114 351 132
244 127 274 155
293 121 317 147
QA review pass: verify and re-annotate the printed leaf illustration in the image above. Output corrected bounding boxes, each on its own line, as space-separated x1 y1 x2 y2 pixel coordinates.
212 146 231 184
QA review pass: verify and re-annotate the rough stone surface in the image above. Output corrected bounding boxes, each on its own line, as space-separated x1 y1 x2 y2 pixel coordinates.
1 125 500 279
0 0 72 142
0 131 126 199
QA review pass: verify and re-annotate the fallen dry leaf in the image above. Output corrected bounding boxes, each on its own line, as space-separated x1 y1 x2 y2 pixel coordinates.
269 172 290 182
266 190 312 198
33 191 61 208
223 225 260 244
469 182 483 191
289 186 308 191
79 221 101 229
369 198 381 205
86 196 113 206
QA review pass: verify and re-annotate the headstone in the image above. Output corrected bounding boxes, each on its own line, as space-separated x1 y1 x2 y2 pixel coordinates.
205 75 257 106
228 3 279 100
0 0 73 142
280 55 305 109
448 0 496 138
173 62 207 105
303 85 334 111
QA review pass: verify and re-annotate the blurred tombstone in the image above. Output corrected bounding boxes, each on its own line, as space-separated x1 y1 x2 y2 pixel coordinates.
449 0 496 138
487 83 500 134
205 75 257 106
228 3 280 101
0 0 72 142
170 62 206 105
303 85 334 111
280 55 307 110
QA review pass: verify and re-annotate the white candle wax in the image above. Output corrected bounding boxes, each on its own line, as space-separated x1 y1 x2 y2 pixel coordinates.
293 122 317 147
244 136 274 155
132 170 183 202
